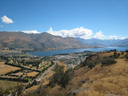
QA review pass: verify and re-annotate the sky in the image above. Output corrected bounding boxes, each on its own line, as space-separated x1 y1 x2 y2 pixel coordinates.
0 0 128 40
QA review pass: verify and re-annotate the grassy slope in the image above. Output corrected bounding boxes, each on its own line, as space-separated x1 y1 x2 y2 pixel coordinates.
24 51 128 96
0 80 19 90
70 52 128 96
77 59 128 96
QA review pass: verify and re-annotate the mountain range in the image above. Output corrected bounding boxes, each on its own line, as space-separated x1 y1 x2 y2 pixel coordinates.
0 31 128 51
77 38 128 47
0 31 86 51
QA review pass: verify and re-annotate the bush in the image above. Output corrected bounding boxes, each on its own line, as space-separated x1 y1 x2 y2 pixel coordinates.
80 55 100 69
121 51 124 55
88 62 95 69
118 53 120 57
125 54 128 59
101 57 116 66
113 51 120 58
49 64 74 88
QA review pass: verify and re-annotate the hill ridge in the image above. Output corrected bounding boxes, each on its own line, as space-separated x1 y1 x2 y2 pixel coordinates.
0 31 86 51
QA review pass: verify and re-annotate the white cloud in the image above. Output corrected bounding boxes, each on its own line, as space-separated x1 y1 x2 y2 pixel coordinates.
1 15 13 24
93 31 104 39
48 27 127 40
119 37 126 40
47 27 93 39
0 25 4 27
109 36 118 40
22 30 40 34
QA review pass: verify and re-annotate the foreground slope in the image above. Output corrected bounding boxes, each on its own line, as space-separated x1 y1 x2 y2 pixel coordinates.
0 32 86 50
73 52 128 96
25 51 128 96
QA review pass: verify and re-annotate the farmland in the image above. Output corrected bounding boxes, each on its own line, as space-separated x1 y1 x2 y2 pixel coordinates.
0 80 20 90
0 53 54 93
0 50 91 95
0 62 20 75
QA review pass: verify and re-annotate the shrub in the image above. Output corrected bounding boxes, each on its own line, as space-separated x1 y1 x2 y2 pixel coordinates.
118 53 120 57
49 64 74 88
80 54 100 69
113 51 119 58
88 62 95 69
101 57 116 66
125 54 128 59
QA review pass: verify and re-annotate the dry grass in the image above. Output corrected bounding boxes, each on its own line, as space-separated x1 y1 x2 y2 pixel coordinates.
12 72 23 76
75 52 128 96
0 80 20 90
26 72 39 77
24 85 39 94
24 70 54 93
25 61 67 93
24 51 128 96
101 52 114 57
0 62 20 75
24 67 55 93
56 61 68 71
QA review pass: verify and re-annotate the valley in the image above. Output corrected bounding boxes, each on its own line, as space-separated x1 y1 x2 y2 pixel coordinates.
1 0 128 95
0 32 128 96
0 50 91 95
24 50 128 96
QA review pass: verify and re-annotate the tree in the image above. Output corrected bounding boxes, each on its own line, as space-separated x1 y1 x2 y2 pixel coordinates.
121 51 124 55
101 57 116 66
114 51 117 56
125 54 128 59
49 64 74 88
118 53 120 57
21 59 26 65
113 51 118 58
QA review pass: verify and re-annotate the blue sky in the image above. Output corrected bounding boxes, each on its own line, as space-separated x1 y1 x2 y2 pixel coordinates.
0 0 128 39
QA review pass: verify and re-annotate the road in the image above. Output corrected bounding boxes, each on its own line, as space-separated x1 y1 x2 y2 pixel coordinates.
22 61 56 93
72 87 90 94
36 61 56 82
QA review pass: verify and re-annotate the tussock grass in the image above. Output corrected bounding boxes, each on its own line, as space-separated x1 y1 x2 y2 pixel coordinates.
25 51 128 96
76 52 128 96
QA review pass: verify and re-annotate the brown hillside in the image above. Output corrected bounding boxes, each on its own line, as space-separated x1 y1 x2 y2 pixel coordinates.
25 51 128 96
0 32 86 50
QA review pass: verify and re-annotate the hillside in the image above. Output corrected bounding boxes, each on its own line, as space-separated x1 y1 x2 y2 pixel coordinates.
24 50 128 96
0 32 86 51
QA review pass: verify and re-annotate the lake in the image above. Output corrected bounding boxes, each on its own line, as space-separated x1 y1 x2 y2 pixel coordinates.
28 47 128 56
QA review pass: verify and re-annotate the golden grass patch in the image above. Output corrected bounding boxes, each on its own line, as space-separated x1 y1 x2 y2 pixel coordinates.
26 72 39 77
81 58 128 96
69 52 128 96
0 62 20 75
